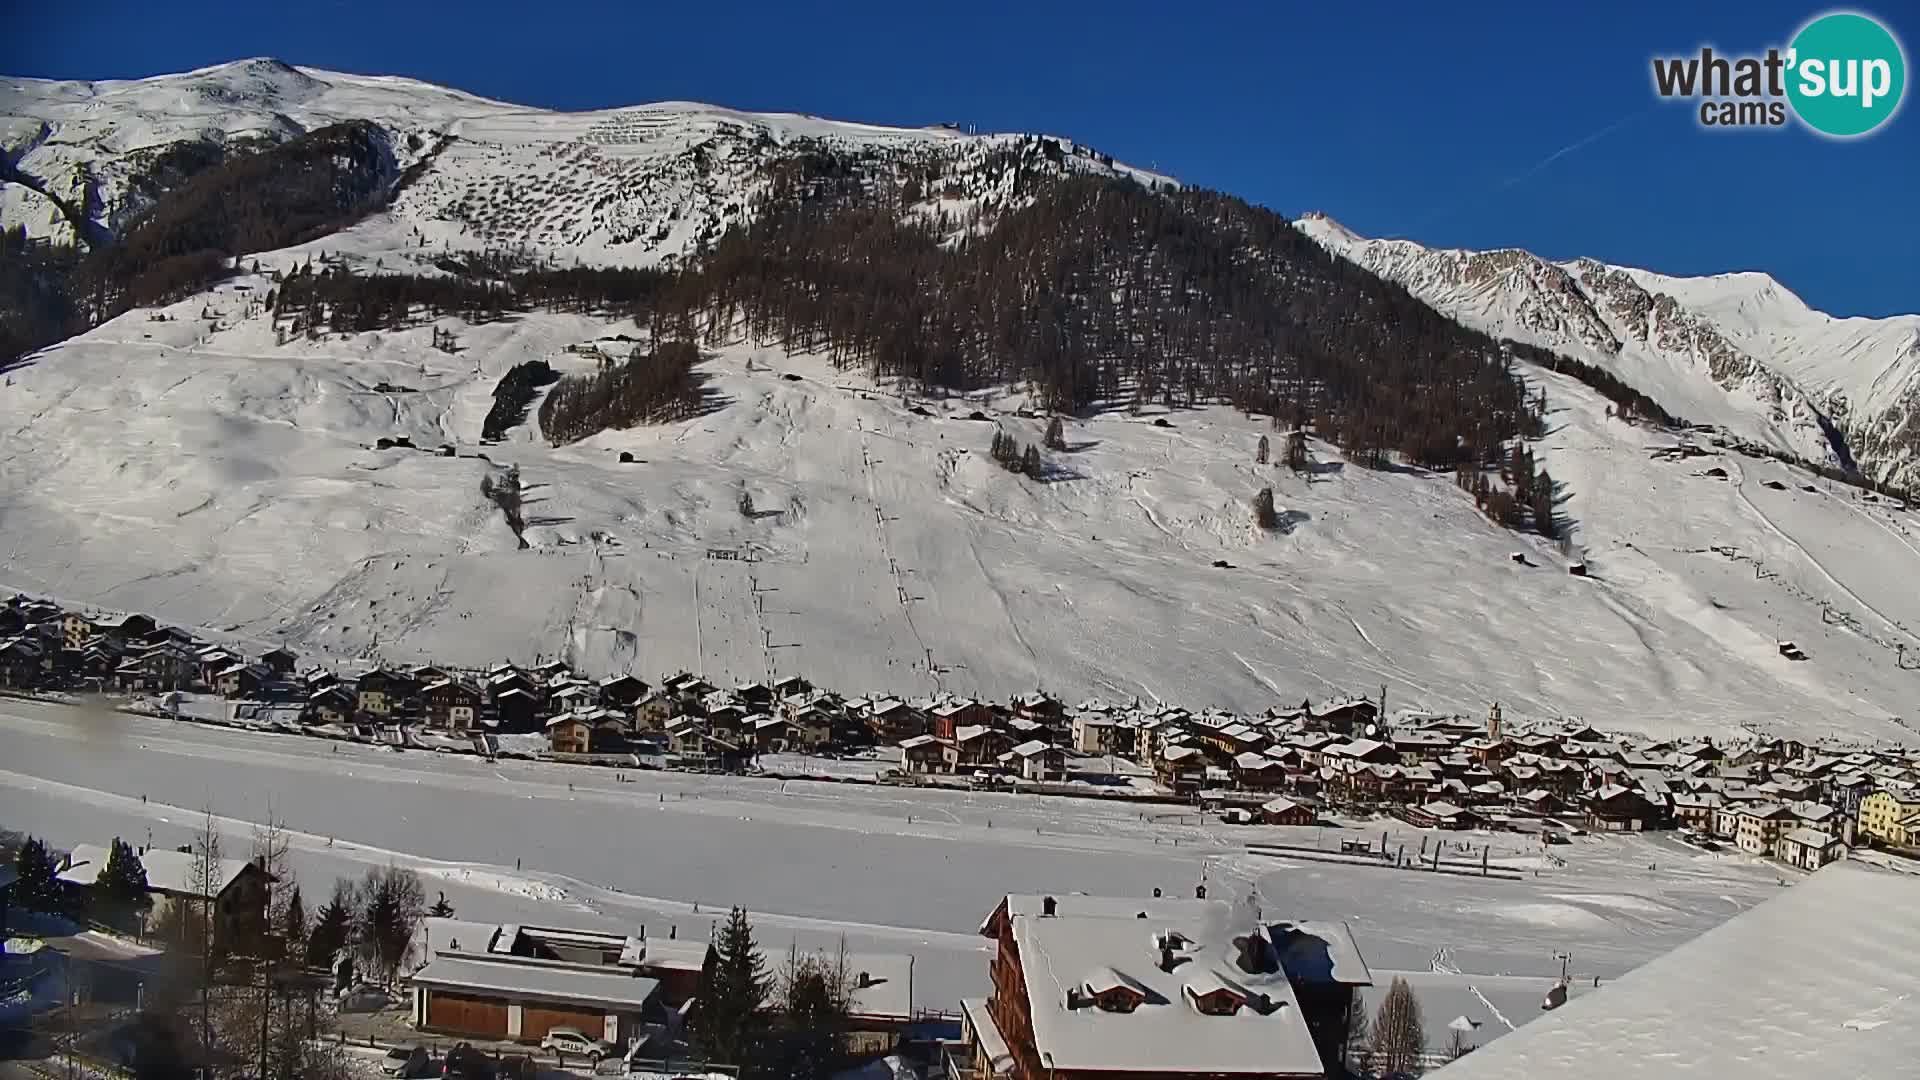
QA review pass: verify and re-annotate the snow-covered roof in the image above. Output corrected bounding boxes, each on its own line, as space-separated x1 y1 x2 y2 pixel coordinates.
1429 863 1920 1080
634 937 710 974
960 997 1014 1073
1008 906 1323 1075
1778 827 1839 850
409 952 662 1011
419 917 503 955
57 843 258 897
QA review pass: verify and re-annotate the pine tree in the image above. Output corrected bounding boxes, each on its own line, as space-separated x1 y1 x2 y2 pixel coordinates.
283 884 307 949
94 837 152 932
1285 430 1310 473
694 907 770 1067
1369 975 1426 1075
1022 444 1042 478
427 891 455 918
307 878 355 969
11 836 65 915
1044 416 1066 451
1253 486 1279 530
1255 434 1269 465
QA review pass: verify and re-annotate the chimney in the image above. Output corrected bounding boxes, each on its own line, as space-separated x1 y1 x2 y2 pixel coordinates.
1042 895 1058 917
1152 887 1163 898
1157 932 1178 973
1195 883 1208 900
856 971 873 989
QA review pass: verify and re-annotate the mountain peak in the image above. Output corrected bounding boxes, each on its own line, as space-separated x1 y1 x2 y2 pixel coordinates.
1295 211 1361 248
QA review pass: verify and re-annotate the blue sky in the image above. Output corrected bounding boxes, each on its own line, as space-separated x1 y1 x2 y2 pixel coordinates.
5 1 1915 316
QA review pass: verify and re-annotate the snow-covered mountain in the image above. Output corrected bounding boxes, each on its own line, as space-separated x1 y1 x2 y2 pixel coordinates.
3 61 1918 743
1296 213 1920 494
0 57 1168 262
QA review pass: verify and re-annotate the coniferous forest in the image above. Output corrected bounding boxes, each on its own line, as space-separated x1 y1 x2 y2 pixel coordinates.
6 129 1912 522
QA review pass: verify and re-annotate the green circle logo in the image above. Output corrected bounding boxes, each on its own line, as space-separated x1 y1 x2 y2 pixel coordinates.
1787 12 1907 137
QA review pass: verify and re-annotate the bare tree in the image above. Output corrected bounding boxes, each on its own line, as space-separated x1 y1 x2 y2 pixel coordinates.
185 808 225 1056
1347 995 1373 1076
356 864 426 986
252 806 296 958
1369 975 1426 1076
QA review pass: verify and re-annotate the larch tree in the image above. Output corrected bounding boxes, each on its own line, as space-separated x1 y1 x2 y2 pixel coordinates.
1369 975 1427 1076
356 865 426 986
771 947 853 1079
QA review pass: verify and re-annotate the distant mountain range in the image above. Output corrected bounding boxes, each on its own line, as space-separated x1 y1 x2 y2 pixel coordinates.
1296 213 1920 494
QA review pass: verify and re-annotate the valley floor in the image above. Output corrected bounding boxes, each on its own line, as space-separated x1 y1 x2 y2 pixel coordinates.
0 697 1795 1049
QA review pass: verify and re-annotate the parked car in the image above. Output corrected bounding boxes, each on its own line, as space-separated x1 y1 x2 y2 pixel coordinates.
381 1045 432 1078
338 983 392 1012
442 1043 494 1079
1218 807 1255 825
492 1053 536 1080
540 1027 617 1063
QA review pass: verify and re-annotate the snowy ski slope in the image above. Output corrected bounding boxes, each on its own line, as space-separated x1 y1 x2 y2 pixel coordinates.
4 260 1917 742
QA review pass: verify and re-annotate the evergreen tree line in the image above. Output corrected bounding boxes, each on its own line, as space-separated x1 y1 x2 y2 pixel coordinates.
1509 339 1686 428
537 340 714 443
693 906 860 1080
989 429 1044 478
266 258 675 338
1456 439 1559 538
483 360 559 441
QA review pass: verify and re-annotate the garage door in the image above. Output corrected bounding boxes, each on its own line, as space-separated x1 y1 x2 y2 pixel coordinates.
521 1004 608 1042
426 992 509 1038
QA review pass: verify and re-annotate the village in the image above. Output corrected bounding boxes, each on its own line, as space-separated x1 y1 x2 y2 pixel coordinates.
7 589 1920 879
8 584 1920 1080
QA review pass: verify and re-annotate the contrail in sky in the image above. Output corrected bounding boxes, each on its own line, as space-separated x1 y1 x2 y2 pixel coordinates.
1412 107 1655 231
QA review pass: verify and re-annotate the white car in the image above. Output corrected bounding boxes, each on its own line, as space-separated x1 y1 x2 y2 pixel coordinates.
540 1027 616 1063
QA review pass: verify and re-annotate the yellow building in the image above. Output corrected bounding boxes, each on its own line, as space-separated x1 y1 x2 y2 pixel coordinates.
1859 789 1920 847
